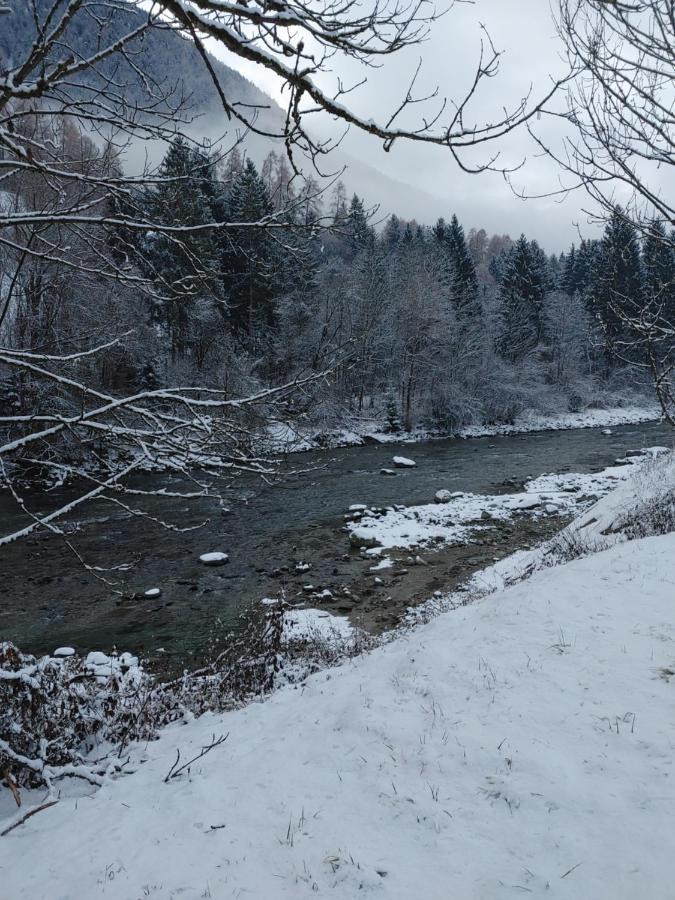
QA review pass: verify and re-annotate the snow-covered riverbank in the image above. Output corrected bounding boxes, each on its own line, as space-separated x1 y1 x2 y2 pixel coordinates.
267 403 662 453
2 450 674 899
346 446 667 553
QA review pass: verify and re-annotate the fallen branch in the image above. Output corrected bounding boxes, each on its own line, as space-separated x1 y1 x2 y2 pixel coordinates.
1 799 58 837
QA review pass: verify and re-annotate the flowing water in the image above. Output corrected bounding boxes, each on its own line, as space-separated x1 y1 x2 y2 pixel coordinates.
0 420 672 668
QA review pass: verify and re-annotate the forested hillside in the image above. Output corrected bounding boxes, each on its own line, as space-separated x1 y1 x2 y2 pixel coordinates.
3 121 673 458
0 0 278 119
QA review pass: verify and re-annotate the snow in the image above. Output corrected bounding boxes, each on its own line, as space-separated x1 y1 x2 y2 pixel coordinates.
144 587 161 598
52 647 75 658
347 453 656 551
198 551 229 565
282 608 354 644
392 455 416 467
369 556 394 571
266 404 661 454
3 452 675 898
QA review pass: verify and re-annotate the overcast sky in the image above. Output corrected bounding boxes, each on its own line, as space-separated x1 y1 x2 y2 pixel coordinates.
209 0 602 252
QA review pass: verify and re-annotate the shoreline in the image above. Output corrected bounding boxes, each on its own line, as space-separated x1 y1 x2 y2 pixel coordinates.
267 402 663 454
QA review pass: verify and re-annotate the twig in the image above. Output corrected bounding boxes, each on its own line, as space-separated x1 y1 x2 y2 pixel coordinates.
164 733 228 783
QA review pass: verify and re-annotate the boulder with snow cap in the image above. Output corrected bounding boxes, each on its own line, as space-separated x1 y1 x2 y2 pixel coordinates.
393 456 416 468
199 551 229 566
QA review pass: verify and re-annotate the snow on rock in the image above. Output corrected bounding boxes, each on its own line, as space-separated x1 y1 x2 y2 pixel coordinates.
392 455 416 468
199 551 229 566
380 468 396 475
434 489 453 503
118 652 139 669
6 520 675 897
52 647 75 658
513 494 541 510
85 651 111 667
602 427 613 435
144 588 161 598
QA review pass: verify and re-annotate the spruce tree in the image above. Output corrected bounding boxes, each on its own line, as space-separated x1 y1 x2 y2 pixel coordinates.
642 220 675 320
446 214 479 317
141 137 223 357
497 234 546 360
347 194 373 256
224 158 276 339
590 208 643 365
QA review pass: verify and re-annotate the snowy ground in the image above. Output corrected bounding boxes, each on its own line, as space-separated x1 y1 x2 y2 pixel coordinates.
347 448 667 552
2 451 675 898
267 404 661 453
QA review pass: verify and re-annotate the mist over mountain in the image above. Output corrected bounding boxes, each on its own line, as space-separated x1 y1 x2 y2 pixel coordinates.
0 0 489 241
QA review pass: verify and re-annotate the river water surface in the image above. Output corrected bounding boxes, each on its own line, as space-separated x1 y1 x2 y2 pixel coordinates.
1 420 672 667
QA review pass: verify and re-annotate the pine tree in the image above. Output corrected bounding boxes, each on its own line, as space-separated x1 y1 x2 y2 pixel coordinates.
642 220 675 320
562 245 577 295
141 137 223 357
224 158 276 339
590 208 643 365
497 234 546 360
347 194 373 256
383 215 401 248
445 214 479 317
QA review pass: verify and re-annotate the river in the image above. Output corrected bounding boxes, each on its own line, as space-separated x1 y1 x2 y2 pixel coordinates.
0 420 672 668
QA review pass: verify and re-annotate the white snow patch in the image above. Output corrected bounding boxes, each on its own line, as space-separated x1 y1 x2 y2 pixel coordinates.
282 608 353 644
369 557 394 571
348 454 657 551
392 455 416 467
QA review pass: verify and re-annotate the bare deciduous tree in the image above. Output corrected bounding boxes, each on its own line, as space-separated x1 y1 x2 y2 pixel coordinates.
0 0 569 543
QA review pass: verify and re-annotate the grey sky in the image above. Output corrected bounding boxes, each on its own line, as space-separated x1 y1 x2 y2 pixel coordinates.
210 0 602 252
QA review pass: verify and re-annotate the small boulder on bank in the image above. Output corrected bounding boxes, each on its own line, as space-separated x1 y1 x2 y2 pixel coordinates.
53 646 76 658
434 489 453 504
199 551 230 566
515 495 541 511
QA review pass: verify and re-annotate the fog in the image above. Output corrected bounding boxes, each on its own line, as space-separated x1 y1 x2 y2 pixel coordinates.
207 0 603 252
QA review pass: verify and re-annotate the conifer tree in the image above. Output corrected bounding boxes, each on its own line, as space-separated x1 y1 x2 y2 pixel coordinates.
589 208 643 364
446 214 479 317
642 220 675 320
142 137 223 357
347 194 373 256
224 158 276 339
497 234 546 360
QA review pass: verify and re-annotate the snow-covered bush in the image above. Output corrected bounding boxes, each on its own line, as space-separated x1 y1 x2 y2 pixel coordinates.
0 602 371 793
0 643 165 790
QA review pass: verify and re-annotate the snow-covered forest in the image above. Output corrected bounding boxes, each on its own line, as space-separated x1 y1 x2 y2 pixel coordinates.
2 127 673 461
1 0 674 896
